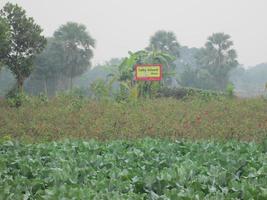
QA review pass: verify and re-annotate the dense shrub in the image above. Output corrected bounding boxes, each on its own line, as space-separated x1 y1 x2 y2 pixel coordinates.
0 97 266 142
157 87 225 101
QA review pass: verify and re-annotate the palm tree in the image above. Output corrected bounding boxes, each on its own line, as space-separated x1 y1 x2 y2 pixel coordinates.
205 33 236 67
147 31 180 86
196 32 238 90
147 30 180 58
54 22 95 90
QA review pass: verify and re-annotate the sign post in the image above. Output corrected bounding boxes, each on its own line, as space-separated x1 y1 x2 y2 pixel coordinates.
135 64 162 81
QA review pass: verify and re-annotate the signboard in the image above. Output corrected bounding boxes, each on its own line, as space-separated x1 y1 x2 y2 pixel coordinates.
135 64 162 81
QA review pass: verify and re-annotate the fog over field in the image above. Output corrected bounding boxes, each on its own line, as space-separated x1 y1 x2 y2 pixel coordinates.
0 0 266 67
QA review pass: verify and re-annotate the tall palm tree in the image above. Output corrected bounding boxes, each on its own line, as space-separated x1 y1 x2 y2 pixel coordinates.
54 22 95 90
147 30 180 58
196 32 238 90
147 31 180 86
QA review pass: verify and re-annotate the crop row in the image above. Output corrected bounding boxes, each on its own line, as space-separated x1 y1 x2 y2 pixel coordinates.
0 139 266 199
1 97 267 142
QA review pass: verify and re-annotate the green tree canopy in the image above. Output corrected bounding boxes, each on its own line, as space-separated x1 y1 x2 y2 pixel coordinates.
0 16 10 71
146 30 180 86
196 32 238 90
53 22 95 89
30 37 65 95
147 30 180 58
0 3 46 92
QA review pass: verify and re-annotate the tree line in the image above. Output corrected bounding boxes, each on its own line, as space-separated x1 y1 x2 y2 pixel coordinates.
0 2 240 97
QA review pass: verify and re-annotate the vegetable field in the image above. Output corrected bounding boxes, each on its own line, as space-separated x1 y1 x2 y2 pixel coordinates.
1 97 267 143
0 139 266 199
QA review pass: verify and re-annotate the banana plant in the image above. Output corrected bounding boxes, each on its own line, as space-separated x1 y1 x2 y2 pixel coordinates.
116 50 175 98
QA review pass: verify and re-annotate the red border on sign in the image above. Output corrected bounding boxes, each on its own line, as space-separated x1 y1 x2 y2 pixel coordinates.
134 64 162 81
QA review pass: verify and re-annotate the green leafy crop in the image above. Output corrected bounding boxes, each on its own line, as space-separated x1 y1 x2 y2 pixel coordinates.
0 139 266 199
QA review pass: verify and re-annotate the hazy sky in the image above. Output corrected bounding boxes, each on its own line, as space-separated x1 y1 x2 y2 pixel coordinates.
1 0 266 67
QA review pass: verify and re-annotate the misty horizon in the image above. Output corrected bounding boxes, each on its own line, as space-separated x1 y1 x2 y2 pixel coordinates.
1 0 267 67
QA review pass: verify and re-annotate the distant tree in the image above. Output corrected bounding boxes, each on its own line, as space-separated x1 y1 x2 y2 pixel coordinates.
230 63 267 97
179 67 215 90
0 67 15 96
71 57 123 93
174 46 200 72
174 46 200 87
94 57 123 75
0 3 46 92
147 30 180 86
104 58 123 67
179 67 198 88
196 32 238 90
147 30 180 58
0 16 10 71
53 22 95 90
31 38 64 95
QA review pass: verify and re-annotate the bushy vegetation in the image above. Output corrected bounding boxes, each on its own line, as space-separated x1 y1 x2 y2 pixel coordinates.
0 95 266 143
157 87 225 100
0 139 266 199
230 63 267 97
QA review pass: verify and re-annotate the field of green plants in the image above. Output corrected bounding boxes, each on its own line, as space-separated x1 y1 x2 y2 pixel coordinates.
0 95 267 199
0 139 266 199
1 1 267 199
0 95 267 142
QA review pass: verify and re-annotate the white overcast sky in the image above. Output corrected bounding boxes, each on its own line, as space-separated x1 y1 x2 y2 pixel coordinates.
1 0 266 67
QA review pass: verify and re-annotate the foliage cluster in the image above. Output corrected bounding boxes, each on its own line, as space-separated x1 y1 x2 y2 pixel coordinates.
0 139 266 199
27 22 95 95
0 3 241 98
156 87 225 101
0 3 95 96
0 3 46 92
115 50 175 99
0 96 266 143
179 33 238 91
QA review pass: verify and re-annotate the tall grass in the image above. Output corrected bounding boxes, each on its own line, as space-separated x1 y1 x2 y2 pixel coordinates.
0 95 266 142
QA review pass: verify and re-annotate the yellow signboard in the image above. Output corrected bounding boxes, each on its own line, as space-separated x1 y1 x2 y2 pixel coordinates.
135 64 162 81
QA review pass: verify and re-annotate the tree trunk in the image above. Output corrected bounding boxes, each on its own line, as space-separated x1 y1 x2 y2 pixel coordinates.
17 77 24 93
70 65 74 90
44 78 48 95
70 75 73 90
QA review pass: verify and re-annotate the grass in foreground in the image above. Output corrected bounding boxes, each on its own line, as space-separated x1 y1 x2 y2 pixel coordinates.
0 139 266 199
